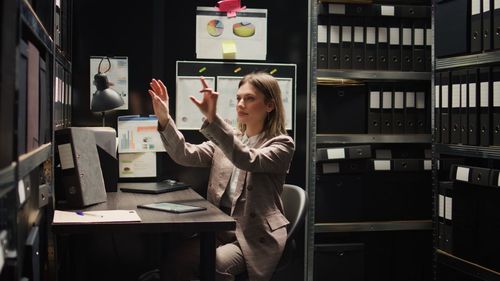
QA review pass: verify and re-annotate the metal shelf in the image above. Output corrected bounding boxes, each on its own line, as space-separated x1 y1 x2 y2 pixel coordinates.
317 134 432 144
317 69 431 82
436 250 500 281
435 143 500 160
0 163 17 189
315 220 432 233
20 0 53 52
436 50 500 70
18 143 52 179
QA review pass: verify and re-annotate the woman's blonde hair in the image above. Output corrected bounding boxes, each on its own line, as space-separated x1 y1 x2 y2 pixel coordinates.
237 72 287 137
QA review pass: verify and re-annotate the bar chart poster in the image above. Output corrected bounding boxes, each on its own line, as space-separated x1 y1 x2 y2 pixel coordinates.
117 115 165 153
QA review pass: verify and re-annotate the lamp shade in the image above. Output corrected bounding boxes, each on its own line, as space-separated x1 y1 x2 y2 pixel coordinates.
91 73 124 112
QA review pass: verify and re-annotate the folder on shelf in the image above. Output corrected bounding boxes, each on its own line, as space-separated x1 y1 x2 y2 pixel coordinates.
483 0 493 51
479 67 491 146
438 182 446 250
435 0 469 58
352 25 365 69
470 166 492 186
26 41 40 152
425 26 432 71
442 181 454 253
340 20 353 69
393 90 405 133
468 68 479 145
392 159 423 172
441 71 451 144
405 91 417 134
450 71 462 144
39 57 50 145
388 22 402 71
365 25 377 70
492 66 500 145
416 91 427 133
317 15 329 69
471 0 483 53
316 145 371 162
381 90 393 133
368 89 381 133
435 73 442 143
494 0 500 49
328 20 341 69
460 70 469 144
413 19 426 72
401 19 413 72
377 25 389 70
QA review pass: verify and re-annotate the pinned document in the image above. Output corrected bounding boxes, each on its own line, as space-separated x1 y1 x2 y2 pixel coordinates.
117 116 165 153
222 40 237 59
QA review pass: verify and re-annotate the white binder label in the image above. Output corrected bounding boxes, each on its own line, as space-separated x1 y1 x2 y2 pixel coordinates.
480 82 489 107
402 28 412 46
424 160 432 171
407 91 416 108
416 92 425 109
498 173 500 186
472 1 480 15
439 195 445 218
381 5 395 16
366 27 376 44
437 160 441 170
382 92 392 109
318 25 327 43
390 27 400 45
374 160 391 171
0 240 4 273
442 85 449 108
327 148 345 160
329 4 346 15
426 29 433 46
354 26 364 43
469 84 477 107
414 29 424 46
330 26 340 44
323 163 339 174
461 84 467 108
58 143 75 170
452 84 461 108
342 26 352 42
434 87 440 108
370 91 380 109
494 81 500 107
445 197 453 220
456 166 470 182
18 180 26 205
394 92 404 109
378 27 388 43
495 0 500 9
484 0 491 12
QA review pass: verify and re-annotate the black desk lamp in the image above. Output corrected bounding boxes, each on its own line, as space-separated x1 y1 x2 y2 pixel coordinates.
91 57 124 126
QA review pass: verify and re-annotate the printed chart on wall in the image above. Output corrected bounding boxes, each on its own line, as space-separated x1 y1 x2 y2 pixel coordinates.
196 7 267 60
89 56 129 110
175 61 296 131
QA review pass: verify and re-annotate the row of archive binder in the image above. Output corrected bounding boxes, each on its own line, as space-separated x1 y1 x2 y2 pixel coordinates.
318 3 431 71
54 61 72 129
436 0 500 58
435 67 500 146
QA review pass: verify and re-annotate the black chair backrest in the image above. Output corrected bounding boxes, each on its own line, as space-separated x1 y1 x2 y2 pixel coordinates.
281 184 308 239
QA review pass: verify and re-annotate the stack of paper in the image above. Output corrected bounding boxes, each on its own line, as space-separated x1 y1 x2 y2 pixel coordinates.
53 210 141 224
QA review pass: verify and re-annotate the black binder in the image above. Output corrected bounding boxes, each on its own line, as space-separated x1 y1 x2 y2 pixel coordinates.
435 73 442 143
438 182 446 250
479 67 491 146
435 0 470 57
483 0 493 51
413 19 426 72
377 25 389 70
405 91 417 134
340 21 353 69
425 26 432 71
450 71 462 144
492 66 500 144
401 19 413 72
381 90 393 133
393 90 405 133
317 14 329 69
468 68 479 146
365 26 377 70
388 22 402 71
494 0 500 49
352 25 365 69
316 145 371 162
368 89 381 133
471 0 483 53
443 181 454 253
328 19 341 69
392 159 423 172
441 72 451 143
416 91 427 133
460 70 469 144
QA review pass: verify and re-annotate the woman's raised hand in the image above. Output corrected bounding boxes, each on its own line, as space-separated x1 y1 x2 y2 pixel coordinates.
148 79 170 128
190 77 219 123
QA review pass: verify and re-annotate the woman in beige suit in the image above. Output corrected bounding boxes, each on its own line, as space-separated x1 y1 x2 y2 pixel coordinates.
148 72 295 281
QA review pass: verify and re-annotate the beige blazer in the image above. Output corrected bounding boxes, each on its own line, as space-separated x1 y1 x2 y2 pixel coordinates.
158 115 295 281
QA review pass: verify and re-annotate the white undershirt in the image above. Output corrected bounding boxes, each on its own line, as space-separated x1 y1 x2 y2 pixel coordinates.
220 133 264 208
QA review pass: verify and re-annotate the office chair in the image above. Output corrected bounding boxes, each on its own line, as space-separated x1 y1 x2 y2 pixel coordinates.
235 183 308 281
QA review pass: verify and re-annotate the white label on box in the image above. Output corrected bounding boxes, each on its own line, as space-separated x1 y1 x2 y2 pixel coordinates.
484 0 491 12
424 160 432 170
366 27 376 44
378 27 388 43
0 240 4 274
469 85 477 107
342 26 352 42
414 28 424 46
327 148 345 160
374 160 391 171
452 84 461 108
481 82 489 107
402 28 412 46
329 4 346 14
318 25 327 43
434 87 440 108
416 92 425 109
442 86 449 108
426 29 433 46
354 26 364 43
495 0 500 9
381 5 395 16
370 91 380 109
407 92 416 108
18 180 26 205
390 28 400 45
330 26 340 44
323 163 339 174
383 91 392 109
445 197 453 220
439 195 445 218
472 1 480 15
461 84 467 108
494 81 500 106
394 92 404 109
456 166 470 182
58 143 75 170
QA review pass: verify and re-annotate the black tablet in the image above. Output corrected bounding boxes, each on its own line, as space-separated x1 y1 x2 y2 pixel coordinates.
137 202 207 214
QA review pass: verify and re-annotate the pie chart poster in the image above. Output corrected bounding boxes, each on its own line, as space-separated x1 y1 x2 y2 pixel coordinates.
196 6 267 60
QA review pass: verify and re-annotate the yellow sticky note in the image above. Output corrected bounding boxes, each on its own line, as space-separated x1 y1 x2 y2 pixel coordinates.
222 40 236 59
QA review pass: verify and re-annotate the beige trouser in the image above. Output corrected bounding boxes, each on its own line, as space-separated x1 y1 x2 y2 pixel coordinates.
160 231 246 281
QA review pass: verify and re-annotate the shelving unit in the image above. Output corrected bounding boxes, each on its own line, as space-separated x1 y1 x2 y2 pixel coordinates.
436 50 500 70
307 1 433 280
436 250 500 281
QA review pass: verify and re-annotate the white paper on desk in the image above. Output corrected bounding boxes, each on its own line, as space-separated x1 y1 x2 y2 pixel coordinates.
176 76 216 129
117 115 165 153
53 210 141 224
119 152 156 178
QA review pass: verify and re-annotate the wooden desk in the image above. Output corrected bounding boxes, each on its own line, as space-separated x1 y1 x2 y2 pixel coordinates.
52 188 236 281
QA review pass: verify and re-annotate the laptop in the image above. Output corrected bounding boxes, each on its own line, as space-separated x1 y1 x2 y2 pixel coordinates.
119 180 190 194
